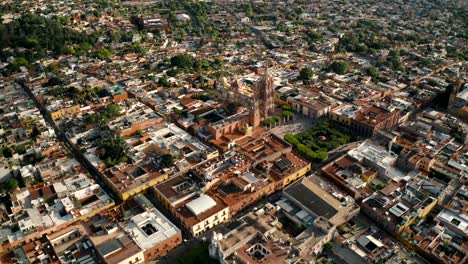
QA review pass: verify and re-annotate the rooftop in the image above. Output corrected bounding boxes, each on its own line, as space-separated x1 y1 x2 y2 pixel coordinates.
154 174 197 206
348 141 398 169
104 163 166 194
124 208 181 250
218 211 278 251
354 105 398 127
333 104 362 118
284 177 338 220
176 194 228 226
283 176 358 226
267 152 309 181
186 195 217 216
238 133 291 162
322 154 376 189
436 209 468 236
209 111 249 129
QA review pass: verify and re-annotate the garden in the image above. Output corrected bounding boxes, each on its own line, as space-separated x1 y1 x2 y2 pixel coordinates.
284 121 352 162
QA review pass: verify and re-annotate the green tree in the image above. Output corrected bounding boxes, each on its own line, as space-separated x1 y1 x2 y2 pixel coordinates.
170 54 194 69
367 67 379 80
263 118 275 127
15 57 29 66
284 133 300 146
97 48 112 60
387 49 405 71
316 150 328 161
158 75 170 88
84 104 121 126
166 68 178 77
77 42 93 55
161 154 174 168
105 104 121 117
10 57 29 70
304 30 323 44
96 135 129 167
24 37 39 48
245 4 254 17
15 144 26 155
1 178 19 193
67 46 76 55
282 104 293 111
284 121 351 162
1 147 13 158
0 14 99 65
130 42 145 54
299 67 313 81
44 77 63 87
389 49 400 58
329 61 350 75
282 110 294 120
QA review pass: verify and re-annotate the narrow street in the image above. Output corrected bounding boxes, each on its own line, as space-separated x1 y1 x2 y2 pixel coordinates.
220 3 275 49
410 61 462 85
18 80 121 203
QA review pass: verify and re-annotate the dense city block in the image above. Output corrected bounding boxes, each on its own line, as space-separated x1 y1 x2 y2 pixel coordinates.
0 0 466 264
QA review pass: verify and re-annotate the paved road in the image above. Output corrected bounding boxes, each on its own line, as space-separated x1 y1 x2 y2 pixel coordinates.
220 3 276 49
